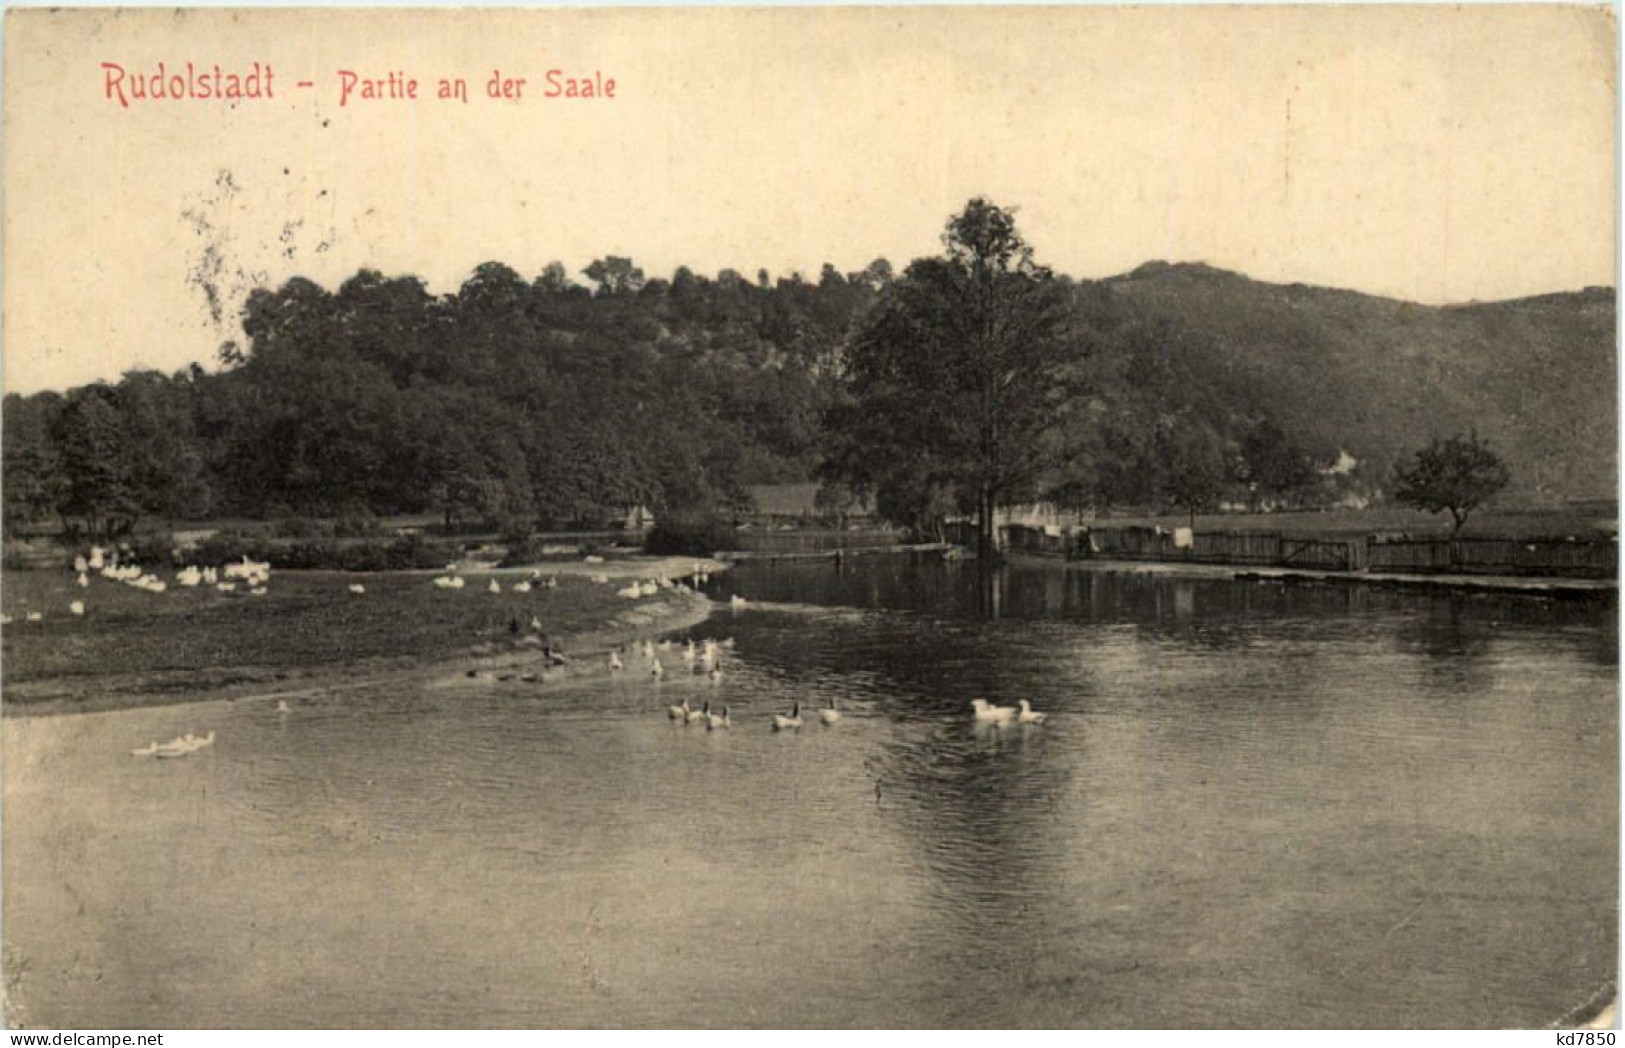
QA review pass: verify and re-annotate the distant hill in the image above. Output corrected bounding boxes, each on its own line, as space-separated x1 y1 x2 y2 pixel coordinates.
1090 261 1617 502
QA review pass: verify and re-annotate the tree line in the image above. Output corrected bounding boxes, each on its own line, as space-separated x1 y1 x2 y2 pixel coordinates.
4 200 1503 547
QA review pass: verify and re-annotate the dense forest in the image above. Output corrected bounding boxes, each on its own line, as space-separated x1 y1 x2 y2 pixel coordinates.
4 202 1615 543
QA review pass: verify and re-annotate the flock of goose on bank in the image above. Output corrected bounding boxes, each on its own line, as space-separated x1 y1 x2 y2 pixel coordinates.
2 546 274 627
11 550 1048 755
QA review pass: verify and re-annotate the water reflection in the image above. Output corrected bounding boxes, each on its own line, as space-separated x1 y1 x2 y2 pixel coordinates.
3 559 1615 1029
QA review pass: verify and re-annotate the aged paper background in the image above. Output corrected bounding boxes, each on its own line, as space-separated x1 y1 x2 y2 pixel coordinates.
0 5 1617 1035
4 5 1616 394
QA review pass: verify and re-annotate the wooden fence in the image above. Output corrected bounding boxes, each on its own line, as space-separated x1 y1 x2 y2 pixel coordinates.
1370 536 1617 578
726 528 901 554
996 523 1614 579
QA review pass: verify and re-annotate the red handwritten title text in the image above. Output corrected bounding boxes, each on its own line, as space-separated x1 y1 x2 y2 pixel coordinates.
102 62 275 107
100 62 618 108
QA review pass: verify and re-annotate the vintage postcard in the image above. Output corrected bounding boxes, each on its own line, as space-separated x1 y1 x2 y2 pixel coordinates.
1 4 1617 1032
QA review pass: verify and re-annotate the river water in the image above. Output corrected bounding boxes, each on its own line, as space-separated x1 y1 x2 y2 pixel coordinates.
3 560 1616 1028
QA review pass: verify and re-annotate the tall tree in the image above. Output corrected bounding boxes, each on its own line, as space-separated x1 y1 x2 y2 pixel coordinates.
1394 430 1511 534
829 198 1085 559
52 387 141 539
582 256 645 297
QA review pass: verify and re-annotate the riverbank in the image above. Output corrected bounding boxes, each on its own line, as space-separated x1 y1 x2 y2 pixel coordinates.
1026 555 1616 597
1 558 725 717
719 542 954 563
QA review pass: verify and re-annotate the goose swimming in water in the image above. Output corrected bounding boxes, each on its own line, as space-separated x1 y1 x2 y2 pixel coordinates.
706 705 731 730
971 699 1018 725
772 702 804 731
668 697 690 721
1017 700 1048 725
609 651 623 672
686 700 710 725
277 699 292 714
152 731 215 758
650 659 666 679
819 698 842 725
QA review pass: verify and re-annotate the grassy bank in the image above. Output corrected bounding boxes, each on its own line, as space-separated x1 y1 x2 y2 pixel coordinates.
1 558 722 715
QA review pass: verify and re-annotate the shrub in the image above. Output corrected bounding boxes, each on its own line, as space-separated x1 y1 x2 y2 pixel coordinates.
644 513 737 556
498 517 536 547
191 529 277 567
499 536 588 567
3 540 38 571
272 517 330 539
123 526 180 568
333 506 386 539
187 531 454 572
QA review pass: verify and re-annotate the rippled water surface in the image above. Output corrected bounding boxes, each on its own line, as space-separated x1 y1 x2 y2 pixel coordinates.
4 561 1617 1028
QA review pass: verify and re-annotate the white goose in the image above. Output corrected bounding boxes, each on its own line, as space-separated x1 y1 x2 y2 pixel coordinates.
706 705 731 730
971 699 1018 726
650 659 666 680
819 698 842 725
609 651 623 672
1017 700 1048 725
772 702 804 732
686 700 711 725
348 583 366 595
153 735 195 759
668 697 690 721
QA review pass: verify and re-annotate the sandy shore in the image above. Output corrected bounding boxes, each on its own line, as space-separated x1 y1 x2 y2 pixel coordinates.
3 584 721 719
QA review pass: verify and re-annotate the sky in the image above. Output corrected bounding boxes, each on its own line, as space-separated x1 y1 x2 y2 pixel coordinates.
3 5 1617 393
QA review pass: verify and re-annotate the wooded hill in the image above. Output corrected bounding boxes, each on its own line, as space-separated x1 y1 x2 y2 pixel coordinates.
1091 261 1616 503
3 252 1613 539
